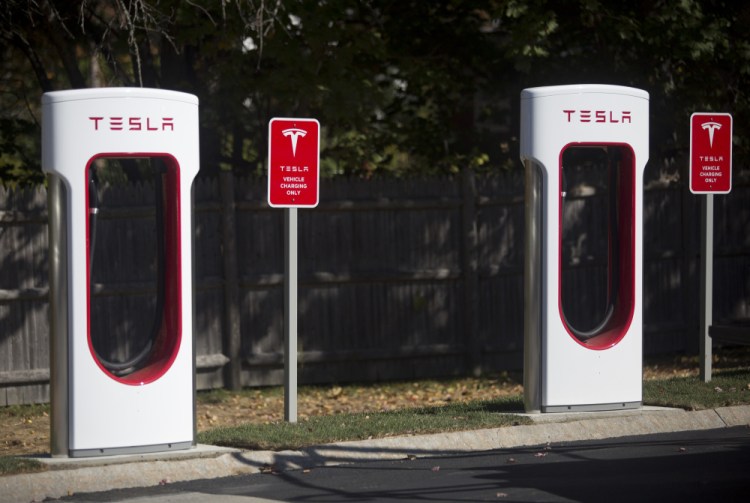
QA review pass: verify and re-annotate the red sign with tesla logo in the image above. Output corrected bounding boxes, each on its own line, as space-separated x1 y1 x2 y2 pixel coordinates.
690 113 732 194
268 118 320 207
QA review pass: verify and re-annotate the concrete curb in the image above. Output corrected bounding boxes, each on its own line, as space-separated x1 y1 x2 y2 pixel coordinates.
3 405 749 503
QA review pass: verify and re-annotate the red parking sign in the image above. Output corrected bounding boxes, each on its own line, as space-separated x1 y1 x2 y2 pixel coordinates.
268 118 320 207
690 113 732 194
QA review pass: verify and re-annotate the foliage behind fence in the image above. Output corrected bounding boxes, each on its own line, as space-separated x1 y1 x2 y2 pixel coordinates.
1 169 749 405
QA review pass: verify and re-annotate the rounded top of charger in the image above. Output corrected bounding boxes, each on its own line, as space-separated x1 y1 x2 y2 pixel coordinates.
522 84 648 101
42 87 198 105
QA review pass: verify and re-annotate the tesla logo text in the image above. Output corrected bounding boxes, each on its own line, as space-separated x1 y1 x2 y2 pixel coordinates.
282 127 307 156
89 116 175 131
701 121 722 148
563 110 632 124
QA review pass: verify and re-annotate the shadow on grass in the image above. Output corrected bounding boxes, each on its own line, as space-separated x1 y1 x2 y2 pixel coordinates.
408 397 524 416
0 456 46 476
709 367 750 379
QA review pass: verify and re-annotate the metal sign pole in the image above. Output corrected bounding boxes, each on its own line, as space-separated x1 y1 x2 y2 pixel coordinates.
284 207 298 422
268 117 319 423
699 194 714 382
690 112 731 382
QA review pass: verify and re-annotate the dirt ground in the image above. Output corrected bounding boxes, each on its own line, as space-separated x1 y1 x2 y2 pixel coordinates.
2 348 748 458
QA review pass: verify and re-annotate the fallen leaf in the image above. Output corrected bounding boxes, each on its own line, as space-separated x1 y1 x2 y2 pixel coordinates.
714 386 723 393
534 452 547 458
496 492 508 498
406 454 417 461
431 466 441 472
507 457 516 463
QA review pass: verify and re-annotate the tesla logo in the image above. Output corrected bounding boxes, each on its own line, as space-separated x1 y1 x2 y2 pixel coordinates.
563 109 632 124
282 128 307 156
89 116 175 131
701 121 722 148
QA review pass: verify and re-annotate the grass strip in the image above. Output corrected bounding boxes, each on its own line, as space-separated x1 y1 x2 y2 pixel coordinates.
201 369 750 451
0 456 46 476
198 397 529 451
2 369 749 475
644 369 750 410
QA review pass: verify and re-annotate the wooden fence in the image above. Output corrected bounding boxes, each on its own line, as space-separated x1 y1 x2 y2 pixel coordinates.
1 168 749 405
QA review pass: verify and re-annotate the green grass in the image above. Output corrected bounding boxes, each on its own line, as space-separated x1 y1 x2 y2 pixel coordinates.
0 456 46 476
644 369 750 410
200 368 750 451
198 396 529 451
0 403 50 476
0 402 49 418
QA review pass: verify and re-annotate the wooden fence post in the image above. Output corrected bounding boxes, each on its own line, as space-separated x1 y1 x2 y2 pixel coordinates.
462 168 481 376
219 170 242 390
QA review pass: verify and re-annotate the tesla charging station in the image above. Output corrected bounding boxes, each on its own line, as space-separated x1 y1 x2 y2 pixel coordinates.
521 84 649 413
43 88 199 456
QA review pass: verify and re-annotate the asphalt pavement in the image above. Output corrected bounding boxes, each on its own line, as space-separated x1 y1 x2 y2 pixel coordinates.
3 405 749 503
65 426 750 502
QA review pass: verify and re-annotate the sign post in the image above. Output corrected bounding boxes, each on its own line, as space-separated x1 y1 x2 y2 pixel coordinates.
268 118 320 422
283 207 298 422
690 113 732 382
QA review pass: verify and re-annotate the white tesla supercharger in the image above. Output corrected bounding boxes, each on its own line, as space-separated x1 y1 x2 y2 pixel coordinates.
521 84 649 412
43 88 198 456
